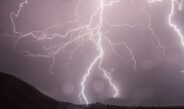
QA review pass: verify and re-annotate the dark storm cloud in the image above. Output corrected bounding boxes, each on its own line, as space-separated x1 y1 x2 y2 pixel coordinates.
0 0 184 106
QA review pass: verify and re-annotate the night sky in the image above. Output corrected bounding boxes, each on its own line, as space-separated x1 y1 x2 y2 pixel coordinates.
0 0 184 106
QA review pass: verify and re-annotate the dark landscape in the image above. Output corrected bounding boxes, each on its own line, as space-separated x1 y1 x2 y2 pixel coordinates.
0 72 184 109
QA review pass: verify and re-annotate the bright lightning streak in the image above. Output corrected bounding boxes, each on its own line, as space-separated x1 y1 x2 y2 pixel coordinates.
168 0 184 73
4 0 120 105
168 0 184 47
146 0 184 72
79 0 120 104
147 0 184 48
1 0 184 105
10 0 28 36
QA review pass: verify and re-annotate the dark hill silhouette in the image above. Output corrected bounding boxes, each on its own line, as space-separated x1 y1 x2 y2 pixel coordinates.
0 72 76 109
0 71 184 109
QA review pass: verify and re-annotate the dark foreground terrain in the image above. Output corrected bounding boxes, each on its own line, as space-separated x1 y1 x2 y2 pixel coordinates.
0 72 184 109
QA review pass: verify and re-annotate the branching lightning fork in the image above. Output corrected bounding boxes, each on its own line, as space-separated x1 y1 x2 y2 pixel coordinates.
79 0 120 104
169 0 184 47
0 0 184 105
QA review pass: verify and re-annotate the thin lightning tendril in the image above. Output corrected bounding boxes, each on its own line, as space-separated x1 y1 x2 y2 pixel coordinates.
0 0 184 105
169 0 184 47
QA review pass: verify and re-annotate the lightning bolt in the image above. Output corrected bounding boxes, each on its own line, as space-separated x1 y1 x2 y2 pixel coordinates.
10 0 28 36
148 0 184 76
1 0 184 105
3 0 121 105
168 0 184 47
168 0 184 73
147 0 184 47
79 0 120 104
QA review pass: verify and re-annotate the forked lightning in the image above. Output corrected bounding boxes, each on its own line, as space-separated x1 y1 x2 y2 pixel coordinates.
0 0 183 105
